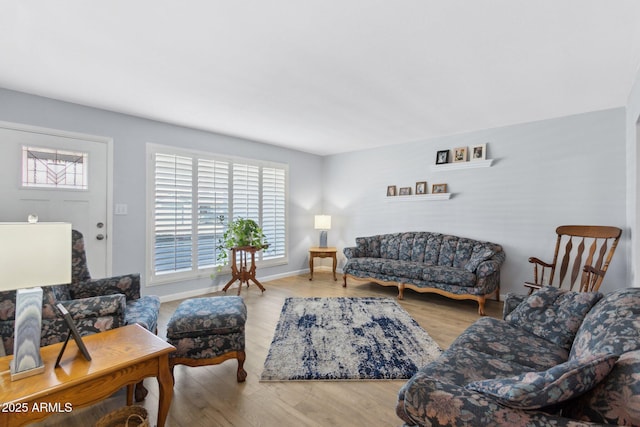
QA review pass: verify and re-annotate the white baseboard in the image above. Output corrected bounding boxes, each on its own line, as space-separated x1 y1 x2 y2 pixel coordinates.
158 268 310 303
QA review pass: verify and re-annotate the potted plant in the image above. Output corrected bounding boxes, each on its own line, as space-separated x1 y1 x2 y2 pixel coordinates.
215 216 268 270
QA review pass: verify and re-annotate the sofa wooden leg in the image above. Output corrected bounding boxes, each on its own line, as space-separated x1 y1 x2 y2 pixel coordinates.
342 275 347 288
398 284 405 300
477 297 486 316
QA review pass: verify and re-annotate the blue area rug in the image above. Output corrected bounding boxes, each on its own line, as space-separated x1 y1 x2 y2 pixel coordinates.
260 297 442 381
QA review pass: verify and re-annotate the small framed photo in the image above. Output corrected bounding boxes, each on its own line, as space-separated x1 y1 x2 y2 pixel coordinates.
399 187 412 196
453 147 467 162
387 185 397 197
471 143 487 161
436 150 449 165
415 181 427 195
432 183 447 194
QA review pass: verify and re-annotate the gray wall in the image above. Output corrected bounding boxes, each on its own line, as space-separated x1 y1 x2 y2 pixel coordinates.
0 87 631 300
323 108 629 296
626 64 640 288
0 88 323 299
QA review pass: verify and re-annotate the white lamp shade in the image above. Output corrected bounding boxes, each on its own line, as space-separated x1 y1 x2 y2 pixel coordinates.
314 215 332 230
0 222 72 291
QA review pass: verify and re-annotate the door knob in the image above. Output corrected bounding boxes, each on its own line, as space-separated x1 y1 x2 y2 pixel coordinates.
96 234 105 240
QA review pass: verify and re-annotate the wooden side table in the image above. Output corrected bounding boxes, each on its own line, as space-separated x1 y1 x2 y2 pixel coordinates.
222 245 267 295
0 324 175 427
309 247 338 281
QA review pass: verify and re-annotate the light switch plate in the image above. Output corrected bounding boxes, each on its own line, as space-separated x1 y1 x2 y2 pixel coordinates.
115 204 128 215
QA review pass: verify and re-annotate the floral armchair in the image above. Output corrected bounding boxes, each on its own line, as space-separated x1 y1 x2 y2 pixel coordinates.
0 230 160 400
67 229 160 334
396 287 640 426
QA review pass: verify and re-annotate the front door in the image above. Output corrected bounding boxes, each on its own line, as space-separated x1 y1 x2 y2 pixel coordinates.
0 122 111 278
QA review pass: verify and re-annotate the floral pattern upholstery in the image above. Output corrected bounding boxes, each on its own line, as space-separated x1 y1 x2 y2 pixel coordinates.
0 229 159 355
563 350 640 425
465 353 618 410
67 230 160 334
0 288 126 355
343 232 505 312
396 287 640 426
505 287 603 350
166 296 247 360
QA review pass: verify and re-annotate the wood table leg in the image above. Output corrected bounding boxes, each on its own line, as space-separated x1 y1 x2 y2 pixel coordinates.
332 253 337 281
126 384 134 405
309 255 314 281
157 354 173 427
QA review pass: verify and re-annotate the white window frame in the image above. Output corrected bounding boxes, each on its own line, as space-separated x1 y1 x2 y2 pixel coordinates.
146 143 288 286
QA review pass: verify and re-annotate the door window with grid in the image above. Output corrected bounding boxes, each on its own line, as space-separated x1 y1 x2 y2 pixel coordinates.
148 145 287 284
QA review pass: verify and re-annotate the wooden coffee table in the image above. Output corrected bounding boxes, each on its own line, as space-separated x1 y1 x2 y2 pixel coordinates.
0 324 175 427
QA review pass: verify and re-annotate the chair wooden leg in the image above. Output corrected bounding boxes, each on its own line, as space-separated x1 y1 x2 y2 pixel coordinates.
134 380 148 402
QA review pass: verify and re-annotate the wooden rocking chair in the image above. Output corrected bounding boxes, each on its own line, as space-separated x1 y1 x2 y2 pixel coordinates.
525 225 622 294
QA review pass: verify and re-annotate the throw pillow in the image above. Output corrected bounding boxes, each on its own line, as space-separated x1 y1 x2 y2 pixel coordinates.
465 353 618 410
464 245 495 272
505 286 602 350
562 350 640 425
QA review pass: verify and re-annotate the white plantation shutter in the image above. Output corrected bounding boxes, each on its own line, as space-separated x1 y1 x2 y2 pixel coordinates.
262 167 286 259
149 145 287 283
153 153 193 274
232 163 260 222
197 159 229 270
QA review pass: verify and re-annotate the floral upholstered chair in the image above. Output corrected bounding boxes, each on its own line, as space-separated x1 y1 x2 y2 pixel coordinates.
0 230 160 401
67 229 161 401
68 230 160 335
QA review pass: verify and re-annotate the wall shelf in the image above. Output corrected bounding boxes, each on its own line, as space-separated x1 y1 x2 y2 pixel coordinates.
385 193 452 202
431 159 494 171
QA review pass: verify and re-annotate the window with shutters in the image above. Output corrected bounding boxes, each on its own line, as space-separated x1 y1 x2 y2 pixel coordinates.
147 144 288 285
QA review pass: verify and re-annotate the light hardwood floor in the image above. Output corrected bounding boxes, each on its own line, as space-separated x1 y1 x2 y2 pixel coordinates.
33 272 502 427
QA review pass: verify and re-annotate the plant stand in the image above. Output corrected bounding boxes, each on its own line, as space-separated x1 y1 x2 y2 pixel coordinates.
222 246 266 295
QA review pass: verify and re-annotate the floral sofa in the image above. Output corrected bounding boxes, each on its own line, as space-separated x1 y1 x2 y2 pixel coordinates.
0 230 160 356
342 232 505 315
396 286 640 426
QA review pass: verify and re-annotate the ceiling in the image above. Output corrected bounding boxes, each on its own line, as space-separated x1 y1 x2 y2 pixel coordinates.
2 1 640 156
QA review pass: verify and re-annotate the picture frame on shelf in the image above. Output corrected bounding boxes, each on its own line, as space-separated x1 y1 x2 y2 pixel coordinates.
436 150 449 164
453 147 467 162
432 183 447 194
399 187 412 196
387 185 397 197
471 143 487 161
416 181 427 195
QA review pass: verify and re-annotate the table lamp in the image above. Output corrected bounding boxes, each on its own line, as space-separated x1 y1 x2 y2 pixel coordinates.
314 215 331 248
0 222 71 380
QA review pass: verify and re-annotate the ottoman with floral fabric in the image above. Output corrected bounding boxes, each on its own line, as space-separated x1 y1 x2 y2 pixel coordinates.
166 296 247 382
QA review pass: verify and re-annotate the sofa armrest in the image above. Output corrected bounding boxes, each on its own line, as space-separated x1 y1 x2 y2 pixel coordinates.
396 373 607 427
68 273 141 301
343 246 359 259
502 293 527 319
474 259 502 278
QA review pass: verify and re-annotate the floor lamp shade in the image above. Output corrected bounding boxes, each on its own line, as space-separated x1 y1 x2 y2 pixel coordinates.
0 222 71 380
314 215 331 248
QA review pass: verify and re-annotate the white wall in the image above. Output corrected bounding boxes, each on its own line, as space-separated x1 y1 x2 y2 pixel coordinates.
626 65 640 288
0 88 324 299
324 108 629 296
